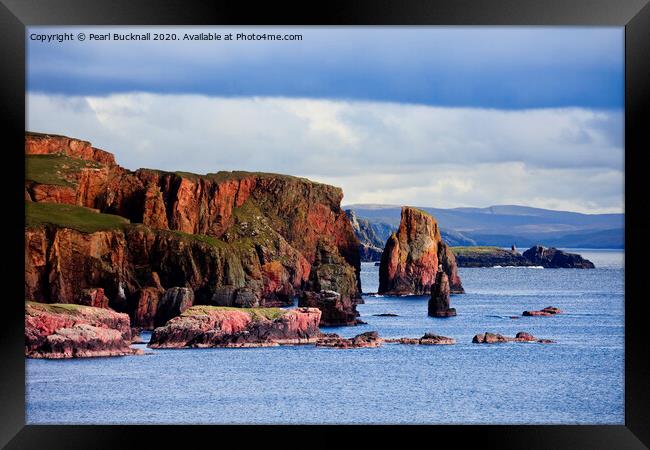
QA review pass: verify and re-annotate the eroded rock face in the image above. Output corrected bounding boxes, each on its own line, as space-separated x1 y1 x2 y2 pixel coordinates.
154 287 194 327
25 301 141 358
472 331 555 344
26 132 116 166
522 246 595 269
148 306 322 348
378 207 463 295
25 132 362 328
298 241 361 326
428 269 457 317
78 288 109 309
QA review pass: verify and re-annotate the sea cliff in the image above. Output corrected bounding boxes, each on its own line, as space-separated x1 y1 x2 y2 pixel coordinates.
25 132 361 329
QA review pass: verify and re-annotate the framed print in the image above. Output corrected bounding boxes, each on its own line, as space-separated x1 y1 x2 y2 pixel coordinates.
1 0 648 447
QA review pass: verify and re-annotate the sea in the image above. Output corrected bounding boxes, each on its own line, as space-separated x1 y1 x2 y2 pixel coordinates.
26 249 624 424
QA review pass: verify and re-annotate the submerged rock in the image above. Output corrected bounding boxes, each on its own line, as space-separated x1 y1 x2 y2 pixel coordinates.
522 306 562 317
385 333 455 345
316 331 382 348
428 268 457 317
25 301 142 358
148 306 322 348
472 331 555 344
378 207 463 295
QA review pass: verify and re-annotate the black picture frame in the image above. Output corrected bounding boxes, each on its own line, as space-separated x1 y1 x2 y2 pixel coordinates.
1 0 648 448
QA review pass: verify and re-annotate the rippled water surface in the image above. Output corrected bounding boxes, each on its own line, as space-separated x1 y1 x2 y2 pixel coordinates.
26 249 624 424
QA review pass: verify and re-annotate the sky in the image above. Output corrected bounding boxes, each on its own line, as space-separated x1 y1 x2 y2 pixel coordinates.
26 27 624 214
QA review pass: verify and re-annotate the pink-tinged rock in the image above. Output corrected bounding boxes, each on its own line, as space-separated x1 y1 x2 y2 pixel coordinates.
25 301 141 358
148 306 322 348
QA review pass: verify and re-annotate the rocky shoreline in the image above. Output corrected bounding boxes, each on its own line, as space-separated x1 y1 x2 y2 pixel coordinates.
24 132 578 359
452 245 595 268
25 299 564 357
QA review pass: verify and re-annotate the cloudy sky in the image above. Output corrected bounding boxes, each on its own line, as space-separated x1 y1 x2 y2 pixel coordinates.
27 27 624 213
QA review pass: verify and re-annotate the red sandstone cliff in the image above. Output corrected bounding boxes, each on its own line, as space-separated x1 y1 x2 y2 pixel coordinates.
378 207 463 295
25 132 361 328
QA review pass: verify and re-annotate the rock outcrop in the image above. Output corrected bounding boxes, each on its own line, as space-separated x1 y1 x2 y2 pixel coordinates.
384 333 455 345
428 268 457 317
522 246 595 268
472 331 555 344
26 131 117 166
315 331 382 348
316 331 456 347
522 306 562 317
25 132 361 328
25 301 142 358
378 207 463 295
148 306 322 348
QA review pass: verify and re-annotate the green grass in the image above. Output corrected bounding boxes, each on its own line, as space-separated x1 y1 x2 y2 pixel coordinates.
26 300 90 315
451 246 505 255
26 201 129 233
182 305 288 321
26 154 102 187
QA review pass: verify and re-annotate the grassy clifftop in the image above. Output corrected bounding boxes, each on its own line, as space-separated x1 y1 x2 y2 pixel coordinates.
181 305 288 321
26 202 129 233
26 154 103 187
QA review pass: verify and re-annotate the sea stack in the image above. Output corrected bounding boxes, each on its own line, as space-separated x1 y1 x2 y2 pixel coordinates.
378 206 463 295
428 265 457 317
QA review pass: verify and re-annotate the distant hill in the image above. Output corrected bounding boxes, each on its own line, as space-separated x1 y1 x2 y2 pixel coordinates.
344 204 623 250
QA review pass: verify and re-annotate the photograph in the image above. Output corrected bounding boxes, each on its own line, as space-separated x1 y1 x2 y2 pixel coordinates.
21 25 629 426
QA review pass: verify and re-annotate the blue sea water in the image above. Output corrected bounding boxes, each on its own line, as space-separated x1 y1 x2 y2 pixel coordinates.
26 249 624 424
